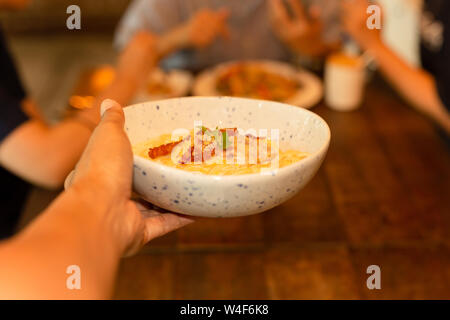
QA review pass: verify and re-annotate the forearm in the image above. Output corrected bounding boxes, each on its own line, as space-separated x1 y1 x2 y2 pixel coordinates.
78 72 144 125
156 24 191 58
0 74 149 188
0 183 120 299
0 119 92 188
367 40 450 130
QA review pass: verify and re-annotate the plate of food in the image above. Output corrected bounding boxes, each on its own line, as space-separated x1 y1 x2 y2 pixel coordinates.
193 60 323 109
134 68 193 102
69 66 194 110
125 97 330 217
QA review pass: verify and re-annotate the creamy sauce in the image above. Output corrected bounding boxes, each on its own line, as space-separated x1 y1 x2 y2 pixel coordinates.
133 133 309 175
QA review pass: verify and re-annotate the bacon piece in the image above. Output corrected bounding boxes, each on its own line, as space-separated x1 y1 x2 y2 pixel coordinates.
219 128 260 140
179 140 217 164
219 128 238 136
246 134 261 140
148 139 183 159
148 128 270 164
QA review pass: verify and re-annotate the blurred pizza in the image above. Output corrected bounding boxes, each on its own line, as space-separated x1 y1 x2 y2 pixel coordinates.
193 60 323 109
216 63 301 102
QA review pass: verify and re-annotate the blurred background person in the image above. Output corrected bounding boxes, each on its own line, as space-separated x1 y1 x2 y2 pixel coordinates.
341 0 450 133
0 0 159 239
114 0 342 71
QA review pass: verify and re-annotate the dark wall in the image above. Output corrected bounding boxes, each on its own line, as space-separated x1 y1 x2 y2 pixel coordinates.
0 0 132 34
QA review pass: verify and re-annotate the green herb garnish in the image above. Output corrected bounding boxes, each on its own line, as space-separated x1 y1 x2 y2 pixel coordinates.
204 128 232 151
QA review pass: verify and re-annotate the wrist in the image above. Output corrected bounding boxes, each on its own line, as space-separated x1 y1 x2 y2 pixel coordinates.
360 35 383 53
158 24 191 55
70 176 112 216
156 36 174 57
69 177 125 252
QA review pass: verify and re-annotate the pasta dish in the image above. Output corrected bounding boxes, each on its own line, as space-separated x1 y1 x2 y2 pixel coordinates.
133 127 308 175
216 63 301 102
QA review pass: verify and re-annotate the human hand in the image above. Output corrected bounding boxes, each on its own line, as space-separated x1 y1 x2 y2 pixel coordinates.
66 99 193 256
269 0 328 57
340 0 383 50
184 8 230 48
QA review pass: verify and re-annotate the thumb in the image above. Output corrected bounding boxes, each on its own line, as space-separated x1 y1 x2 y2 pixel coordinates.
99 98 125 128
68 98 126 186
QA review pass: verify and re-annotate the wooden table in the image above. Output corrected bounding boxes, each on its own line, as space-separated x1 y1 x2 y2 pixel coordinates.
72 74 450 299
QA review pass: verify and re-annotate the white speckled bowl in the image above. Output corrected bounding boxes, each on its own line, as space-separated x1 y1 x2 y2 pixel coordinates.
124 97 330 218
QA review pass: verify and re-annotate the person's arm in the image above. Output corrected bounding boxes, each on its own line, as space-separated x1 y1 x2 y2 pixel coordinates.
0 100 193 299
366 41 450 132
116 0 230 58
156 8 230 58
341 0 450 133
0 32 159 189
